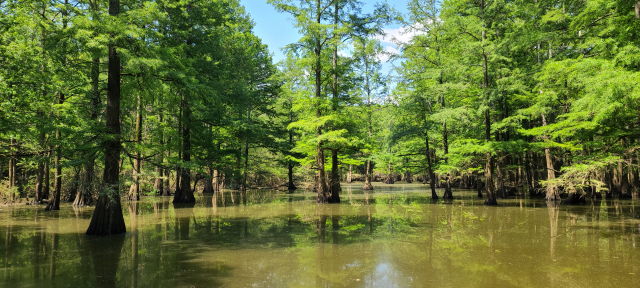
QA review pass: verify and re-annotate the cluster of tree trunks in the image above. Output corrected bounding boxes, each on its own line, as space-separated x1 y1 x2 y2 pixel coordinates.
410 151 640 203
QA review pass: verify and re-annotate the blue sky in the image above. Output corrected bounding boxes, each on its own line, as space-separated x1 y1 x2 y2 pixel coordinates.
239 0 413 64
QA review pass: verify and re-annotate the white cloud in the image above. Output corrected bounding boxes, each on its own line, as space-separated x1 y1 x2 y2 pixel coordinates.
373 23 426 63
376 45 400 62
374 23 426 46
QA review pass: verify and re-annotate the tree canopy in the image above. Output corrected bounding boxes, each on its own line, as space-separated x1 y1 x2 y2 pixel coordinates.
1 0 640 235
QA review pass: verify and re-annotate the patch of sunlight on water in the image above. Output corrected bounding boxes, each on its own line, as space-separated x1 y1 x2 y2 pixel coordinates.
1 183 639 287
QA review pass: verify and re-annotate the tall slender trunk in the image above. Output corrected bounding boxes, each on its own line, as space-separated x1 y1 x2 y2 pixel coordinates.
65 167 80 202
328 151 341 199
213 169 220 193
523 151 533 195
541 114 558 201
425 130 438 200
241 110 250 191
475 172 484 198
363 160 373 190
316 146 328 203
234 148 242 189
328 149 341 203
47 0 70 211
440 69 451 200
163 167 170 196
314 0 328 202
363 39 374 191
484 109 497 205
8 138 17 201
327 0 341 203
631 155 640 199
8 139 16 186
76 157 95 207
242 139 249 190
635 1 640 18
35 161 44 203
481 20 497 205
154 166 164 195
174 93 194 204
86 0 126 235
203 167 214 194
75 56 100 207
286 160 295 190
49 109 63 210
440 71 449 156
287 120 297 191
128 93 143 201
43 153 50 200
175 152 181 194
154 111 164 195
618 160 629 197
32 2 48 203
47 93 64 211
175 104 182 195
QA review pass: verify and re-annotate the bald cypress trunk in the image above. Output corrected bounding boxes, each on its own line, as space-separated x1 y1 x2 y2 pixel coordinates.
175 153 181 195
484 109 497 206
316 146 329 203
8 138 17 201
362 38 374 192
314 0 328 203
173 93 194 204
43 153 50 200
154 166 164 195
287 123 297 191
363 160 373 190
425 130 438 200
443 174 453 200
46 98 63 211
213 169 221 193
327 1 341 203
241 110 250 191
86 0 126 236
541 114 559 201
287 159 296 191
328 149 341 203
128 93 143 201
481 12 497 205
74 54 100 207
47 0 71 211
440 71 449 156
203 167 214 194
154 111 165 196
35 161 44 203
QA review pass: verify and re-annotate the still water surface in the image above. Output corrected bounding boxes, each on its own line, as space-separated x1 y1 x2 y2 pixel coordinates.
1 183 639 287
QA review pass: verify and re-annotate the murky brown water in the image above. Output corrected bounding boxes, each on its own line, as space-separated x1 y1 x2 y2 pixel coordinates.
1 183 639 287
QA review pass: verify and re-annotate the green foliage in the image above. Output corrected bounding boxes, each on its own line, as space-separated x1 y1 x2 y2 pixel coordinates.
2 0 639 201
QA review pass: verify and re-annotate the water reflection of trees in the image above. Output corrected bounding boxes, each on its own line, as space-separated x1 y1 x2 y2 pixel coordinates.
0 193 639 287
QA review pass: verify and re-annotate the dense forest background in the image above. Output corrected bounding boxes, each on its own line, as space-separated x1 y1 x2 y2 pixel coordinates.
1 0 640 234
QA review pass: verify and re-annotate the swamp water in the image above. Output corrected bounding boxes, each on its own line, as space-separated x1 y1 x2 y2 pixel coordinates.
1 183 639 288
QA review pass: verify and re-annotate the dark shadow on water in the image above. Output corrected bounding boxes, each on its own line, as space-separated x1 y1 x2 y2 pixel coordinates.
85 235 125 288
